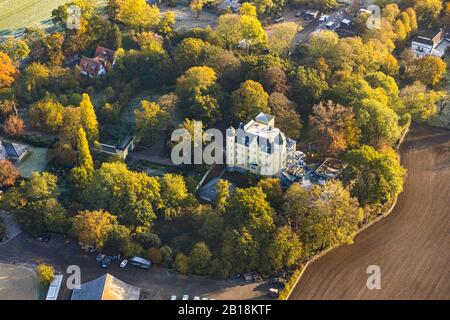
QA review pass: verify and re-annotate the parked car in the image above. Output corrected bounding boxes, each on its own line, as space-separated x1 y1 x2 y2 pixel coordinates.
319 15 330 22
119 259 128 268
130 256 151 269
96 254 106 263
268 288 279 298
182 295 189 300
193 296 200 300
295 10 305 17
101 257 112 268
273 16 284 23
37 234 50 242
170 295 177 300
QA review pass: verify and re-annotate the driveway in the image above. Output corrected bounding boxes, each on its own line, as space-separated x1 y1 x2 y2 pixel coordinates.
289 124 450 299
0 233 269 300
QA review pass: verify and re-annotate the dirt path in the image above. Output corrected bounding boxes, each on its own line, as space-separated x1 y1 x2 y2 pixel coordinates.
289 124 450 300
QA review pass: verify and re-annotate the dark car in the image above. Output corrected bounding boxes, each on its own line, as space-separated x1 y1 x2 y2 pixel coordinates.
101 257 112 268
96 254 106 263
37 235 51 242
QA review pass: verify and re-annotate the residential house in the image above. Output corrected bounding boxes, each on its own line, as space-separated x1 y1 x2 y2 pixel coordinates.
79 45 116 77
411 29 450 58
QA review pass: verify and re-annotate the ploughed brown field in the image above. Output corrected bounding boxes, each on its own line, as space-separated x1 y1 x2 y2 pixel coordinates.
290 124 450 300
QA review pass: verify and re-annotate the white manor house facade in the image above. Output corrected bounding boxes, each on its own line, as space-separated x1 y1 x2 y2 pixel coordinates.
225 112 300 177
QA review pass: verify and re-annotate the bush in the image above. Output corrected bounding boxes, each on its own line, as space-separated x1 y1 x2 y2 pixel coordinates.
160 245 174 267
174 253 189 273
37 263 55 284
277 266 304 300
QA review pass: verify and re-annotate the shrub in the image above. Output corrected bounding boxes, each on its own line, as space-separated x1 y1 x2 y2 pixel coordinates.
37 263 55 284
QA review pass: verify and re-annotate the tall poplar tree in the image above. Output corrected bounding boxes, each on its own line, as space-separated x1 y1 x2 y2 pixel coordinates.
79 93 99 143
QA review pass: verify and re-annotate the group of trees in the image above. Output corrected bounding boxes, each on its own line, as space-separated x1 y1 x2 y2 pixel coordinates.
0 0 447 279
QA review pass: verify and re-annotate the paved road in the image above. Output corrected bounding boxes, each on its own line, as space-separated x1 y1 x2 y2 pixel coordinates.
290 124 450 300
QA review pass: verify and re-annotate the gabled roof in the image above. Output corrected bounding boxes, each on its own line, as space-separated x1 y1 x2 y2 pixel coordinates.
1 141 27 158
71 273 140 300
94 45 115 66
412 36 435 46
79 56 103 76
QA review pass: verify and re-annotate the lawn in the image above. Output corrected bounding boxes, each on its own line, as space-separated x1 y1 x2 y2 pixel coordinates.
0 0 108 40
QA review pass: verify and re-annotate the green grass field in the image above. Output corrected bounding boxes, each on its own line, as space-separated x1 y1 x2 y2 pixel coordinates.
0 0 108 39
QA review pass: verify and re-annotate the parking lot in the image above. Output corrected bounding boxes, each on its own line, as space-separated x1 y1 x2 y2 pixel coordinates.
0 233 271 300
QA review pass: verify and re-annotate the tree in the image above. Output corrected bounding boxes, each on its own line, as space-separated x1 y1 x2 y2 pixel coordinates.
292 66 329 107
173 38 214 73
215 14 267 50
174 253 189 273
400 81 445 121
175 66 222 123
84 162 161 228
104 224 132 255
266 226 302 272
158 11 175 37
253 0 274 15
256 178 283 210
0 38 30 62
304 180 361 254
344 145 406 206
72 210 118 249
37 264 55 284
137 32 166 56
231 80 269 121
0 99 15 121
60 107 82 148
43 32 65 66
412 56 446 87
357 99 401 147
2 172 67 235
176 66 217 99
116 0 160 31
0 160 19 188
215 179 230 212
135 100 170 143
0 52 17 87
188 241 213 275
308 30 339 60
414 0 443 27
268 22 300 56
71 128 94 191
28 96 64 132
190 0 203 18
268 92 302 140
240 2 257 17
160 245 174 267
309 101 360 156
4 115 25 138
79 93 99 143
160 174 189 220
